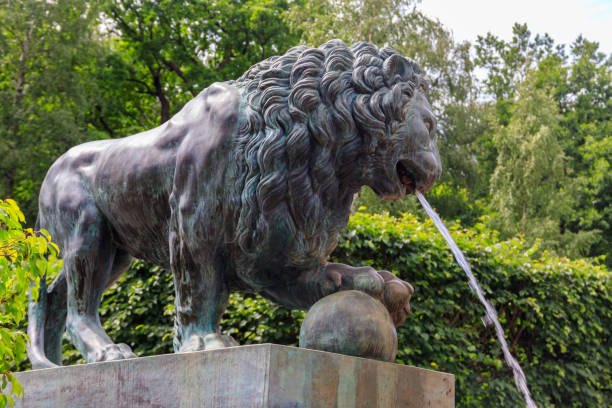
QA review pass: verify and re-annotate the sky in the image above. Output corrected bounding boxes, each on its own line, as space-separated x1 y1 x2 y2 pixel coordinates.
416 0 612 54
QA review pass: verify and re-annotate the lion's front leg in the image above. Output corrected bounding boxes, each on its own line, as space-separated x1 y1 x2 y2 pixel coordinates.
290 263 414 327
168 217 237 353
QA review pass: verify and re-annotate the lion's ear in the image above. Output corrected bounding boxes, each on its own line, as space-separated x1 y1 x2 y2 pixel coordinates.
383 54 413 86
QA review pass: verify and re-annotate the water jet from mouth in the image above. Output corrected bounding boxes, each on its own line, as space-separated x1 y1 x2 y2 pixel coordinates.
416 190 537 408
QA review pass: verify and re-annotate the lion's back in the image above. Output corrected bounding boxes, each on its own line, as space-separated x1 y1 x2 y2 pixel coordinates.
38 82 244 265
90 84 241 259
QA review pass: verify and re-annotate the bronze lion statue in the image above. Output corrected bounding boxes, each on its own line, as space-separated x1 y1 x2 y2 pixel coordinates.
28 40 441 368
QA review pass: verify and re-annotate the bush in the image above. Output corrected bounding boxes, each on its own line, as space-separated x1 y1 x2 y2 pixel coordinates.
336 212 610 407
0 199 61 407
65 211 609 407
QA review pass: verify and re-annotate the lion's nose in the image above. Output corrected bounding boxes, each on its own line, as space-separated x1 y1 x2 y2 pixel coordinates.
413 151 441 193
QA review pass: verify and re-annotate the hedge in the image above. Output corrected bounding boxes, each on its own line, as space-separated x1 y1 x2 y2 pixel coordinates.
59 211 609 407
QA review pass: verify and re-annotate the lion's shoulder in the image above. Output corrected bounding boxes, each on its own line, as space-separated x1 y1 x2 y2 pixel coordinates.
174 82 240 128
167 83 238 155
201 82 241 114
170 82 243 201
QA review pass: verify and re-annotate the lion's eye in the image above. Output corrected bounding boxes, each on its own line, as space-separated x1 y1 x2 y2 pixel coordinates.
424 117 434 134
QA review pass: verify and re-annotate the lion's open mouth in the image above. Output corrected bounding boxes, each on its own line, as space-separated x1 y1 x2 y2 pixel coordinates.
396 160 415 194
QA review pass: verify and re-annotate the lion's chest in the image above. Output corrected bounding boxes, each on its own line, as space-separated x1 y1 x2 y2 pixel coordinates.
233 209 348 292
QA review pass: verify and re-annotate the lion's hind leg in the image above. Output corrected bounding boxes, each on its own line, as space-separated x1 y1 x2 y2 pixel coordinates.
51 188 136 363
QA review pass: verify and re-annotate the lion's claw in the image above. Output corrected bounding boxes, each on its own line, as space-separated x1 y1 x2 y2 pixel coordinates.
91 343 137 363
325 268 343 289
178 333 239 353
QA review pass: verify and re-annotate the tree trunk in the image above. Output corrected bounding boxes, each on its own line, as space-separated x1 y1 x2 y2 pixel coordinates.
521 199 526 234
151 71 170 124
15 25 33 102
158 92 170 124
5 171 15 194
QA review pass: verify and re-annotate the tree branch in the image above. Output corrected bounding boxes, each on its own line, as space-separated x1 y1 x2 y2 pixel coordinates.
126 78 155 95
160 58 196 97
95 105 116 138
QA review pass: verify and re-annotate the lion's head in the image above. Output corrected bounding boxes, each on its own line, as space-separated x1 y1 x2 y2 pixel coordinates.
347 44 441 201
230 40 441 266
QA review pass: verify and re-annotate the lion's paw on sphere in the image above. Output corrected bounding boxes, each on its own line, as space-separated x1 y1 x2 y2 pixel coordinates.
323 265 413 327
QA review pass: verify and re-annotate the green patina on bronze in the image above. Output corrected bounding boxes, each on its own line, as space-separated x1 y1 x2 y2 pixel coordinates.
28 40 440 368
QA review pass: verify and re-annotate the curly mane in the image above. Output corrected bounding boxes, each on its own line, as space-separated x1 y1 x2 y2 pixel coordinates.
230 40 423 268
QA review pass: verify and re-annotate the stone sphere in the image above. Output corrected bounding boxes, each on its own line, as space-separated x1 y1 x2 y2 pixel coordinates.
299 290 397 362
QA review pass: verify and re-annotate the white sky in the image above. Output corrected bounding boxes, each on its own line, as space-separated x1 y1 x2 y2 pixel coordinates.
416 0 612 54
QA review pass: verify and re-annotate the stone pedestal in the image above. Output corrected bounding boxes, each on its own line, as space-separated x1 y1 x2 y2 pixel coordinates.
12 344 454 407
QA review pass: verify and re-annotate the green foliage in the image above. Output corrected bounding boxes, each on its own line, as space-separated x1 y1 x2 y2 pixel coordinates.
354 186 423 218
337 212 610 407
0 199 61 407
488 72 573 251
0 0 113 222
475 26 612 264
223 293 305 346
355 182 486 227
574 132 612 264
287 0 420 47
561 37 612 266
73 211 611 407
101 0 299 125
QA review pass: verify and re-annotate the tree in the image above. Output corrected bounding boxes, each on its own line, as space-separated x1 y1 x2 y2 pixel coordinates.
476 27 611 262
574 132 612 265
475 24 567 125
487 72 583 253
0 199 62 407
0 0 108 222
561 37 612 265
102 0 300 124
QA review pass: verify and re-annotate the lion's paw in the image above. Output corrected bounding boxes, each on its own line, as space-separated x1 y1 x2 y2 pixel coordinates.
90 343 137 363
204 333 239 349
178 333 238 353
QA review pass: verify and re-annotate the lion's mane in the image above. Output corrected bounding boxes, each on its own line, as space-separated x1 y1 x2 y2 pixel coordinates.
230 40 423 269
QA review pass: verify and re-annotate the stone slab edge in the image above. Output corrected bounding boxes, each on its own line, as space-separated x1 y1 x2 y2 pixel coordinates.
10 344 454 408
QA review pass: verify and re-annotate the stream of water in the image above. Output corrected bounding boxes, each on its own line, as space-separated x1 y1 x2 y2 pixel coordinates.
416 191 537 408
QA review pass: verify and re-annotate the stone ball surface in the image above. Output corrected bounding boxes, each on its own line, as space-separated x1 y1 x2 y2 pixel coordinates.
299 290 397 362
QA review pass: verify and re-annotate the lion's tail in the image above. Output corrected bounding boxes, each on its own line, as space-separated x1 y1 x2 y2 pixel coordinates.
27 218 67 369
